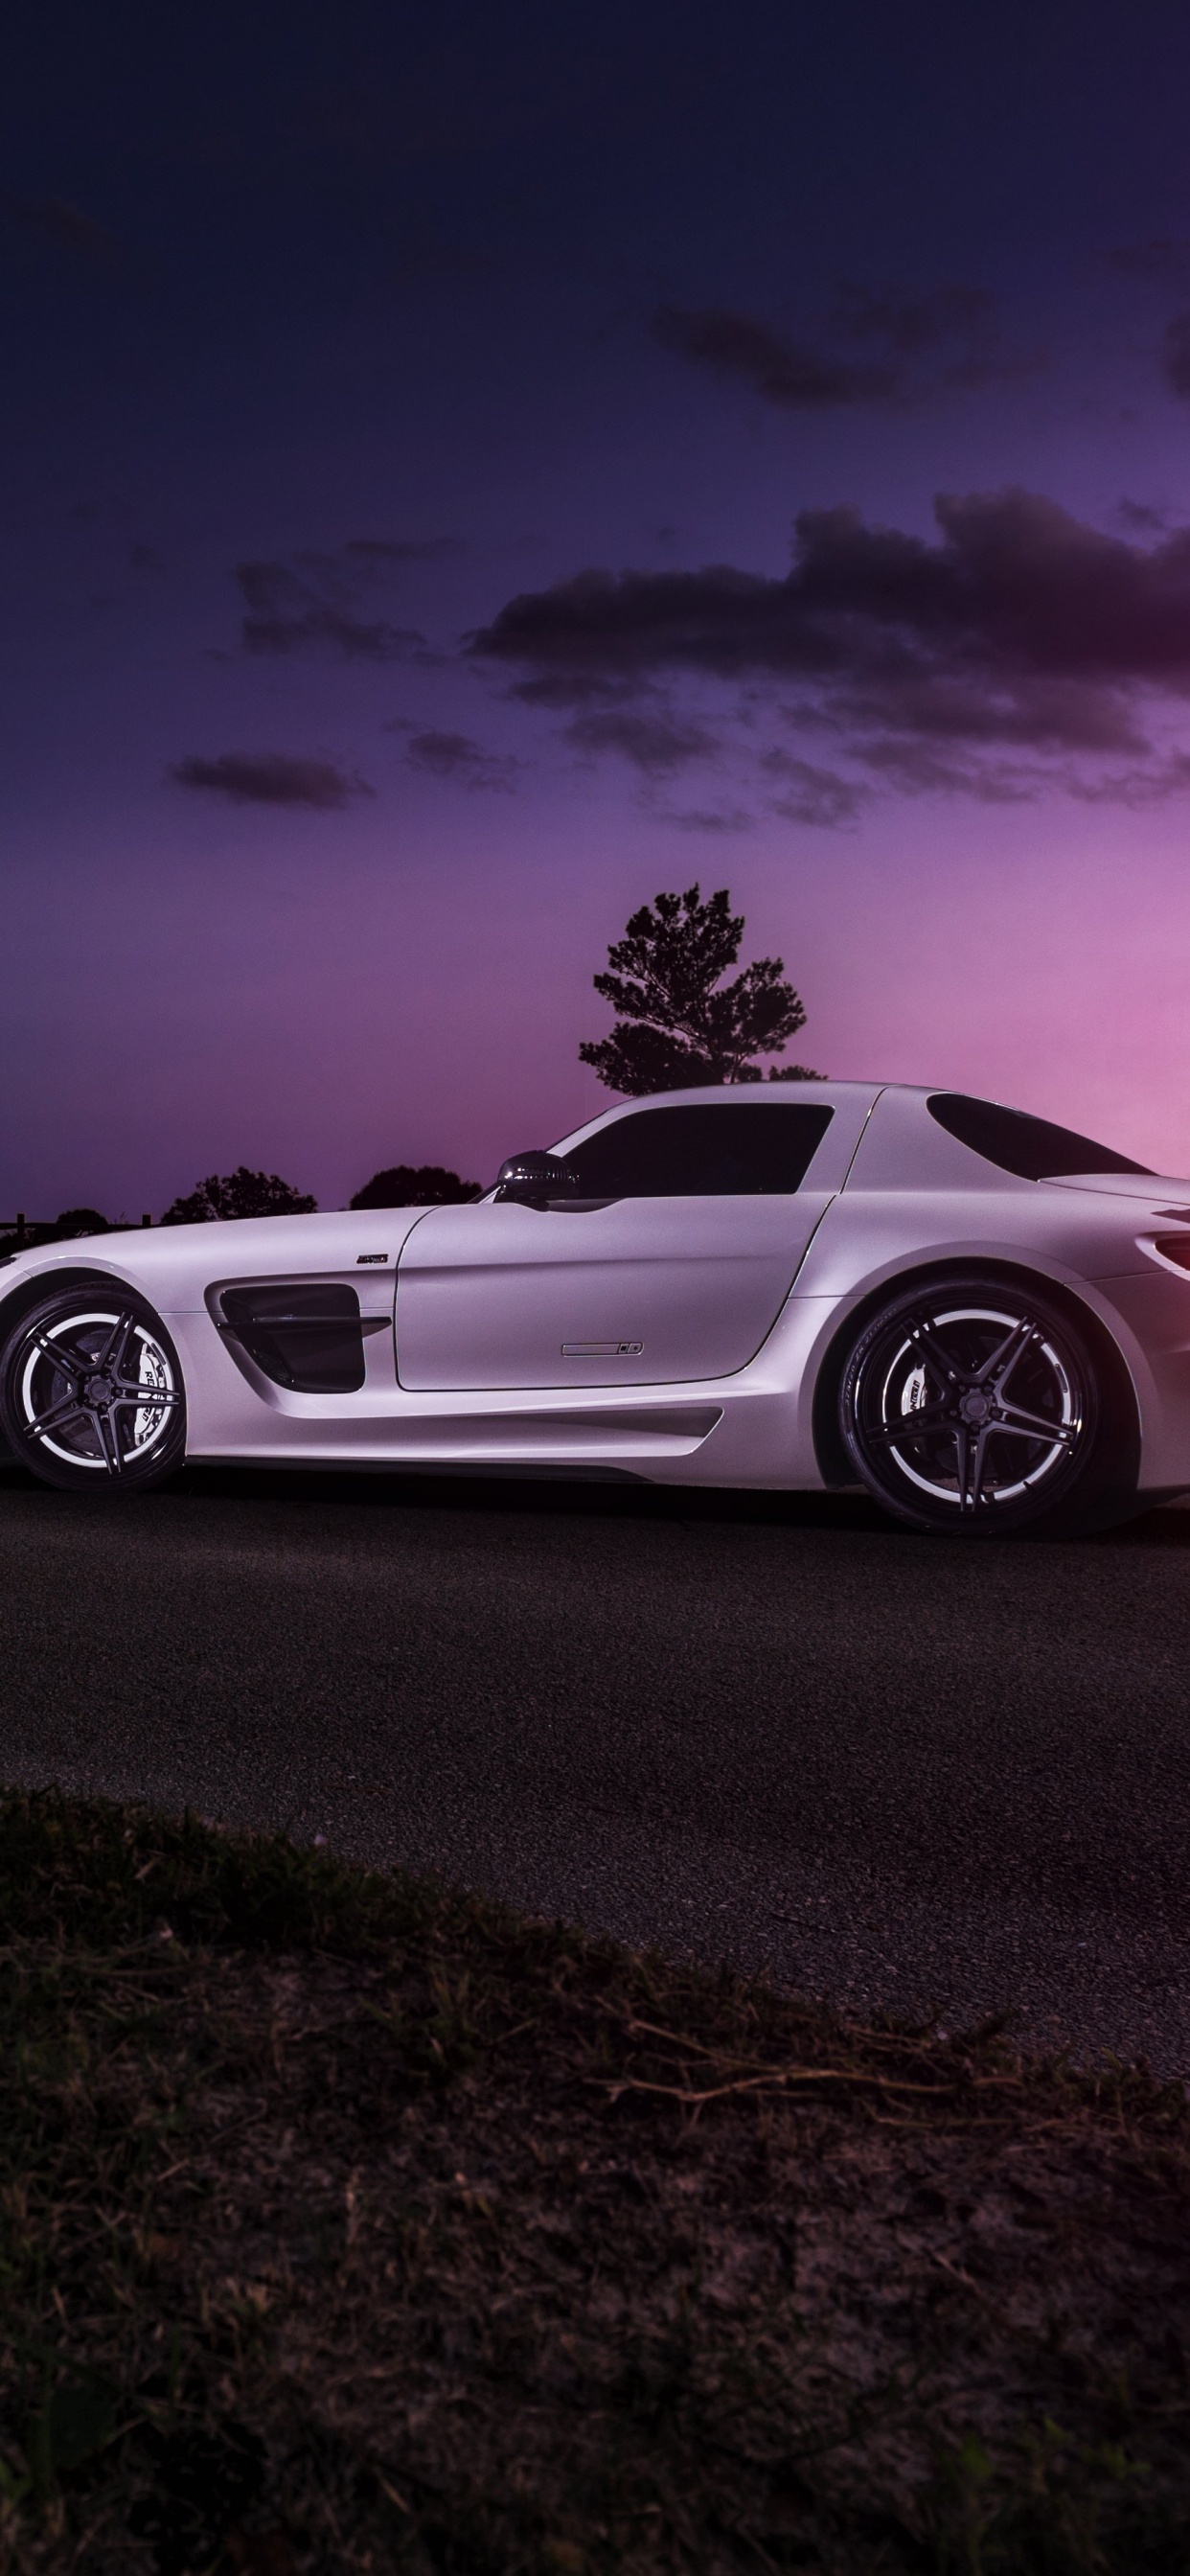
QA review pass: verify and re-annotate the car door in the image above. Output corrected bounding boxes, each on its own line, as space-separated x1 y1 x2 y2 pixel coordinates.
395 1097 840 1392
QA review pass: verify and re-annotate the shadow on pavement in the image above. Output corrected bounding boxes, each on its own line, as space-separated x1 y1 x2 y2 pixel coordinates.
1 1455 1186 1544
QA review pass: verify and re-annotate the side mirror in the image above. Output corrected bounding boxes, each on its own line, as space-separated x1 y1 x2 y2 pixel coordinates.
494 1151 579 1207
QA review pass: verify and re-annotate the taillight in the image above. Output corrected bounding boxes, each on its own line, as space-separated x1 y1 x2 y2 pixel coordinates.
1154 1235 1190 1271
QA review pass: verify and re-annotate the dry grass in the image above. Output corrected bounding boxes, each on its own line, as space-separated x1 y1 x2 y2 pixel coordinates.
1 1790 1189 2573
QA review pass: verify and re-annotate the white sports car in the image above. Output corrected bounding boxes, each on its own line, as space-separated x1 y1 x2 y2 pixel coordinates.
3 1082 1190 1536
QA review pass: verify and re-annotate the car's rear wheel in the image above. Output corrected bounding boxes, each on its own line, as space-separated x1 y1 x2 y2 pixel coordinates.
837 1274 1127 1536
0 1287 186 1494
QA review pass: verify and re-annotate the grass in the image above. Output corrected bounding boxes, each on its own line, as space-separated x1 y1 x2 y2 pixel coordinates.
0 1791 1188 2574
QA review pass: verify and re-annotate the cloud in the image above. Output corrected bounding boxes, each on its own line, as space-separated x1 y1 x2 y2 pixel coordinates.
507 669 639 710
400 728 521 792
236 560 425 660
169 752 375 808
1118 497 1174 535
1 193 122 261
1107 238 1190 284
342 536 468 565
659 807 755 833
855 739 1035 802
651 305 893 407
651 282 1032 410
565 709 718 771
760 751 868 826
1068 749 1190 807
834 280 995 356
470 487 1190 802
1162 313 1190 398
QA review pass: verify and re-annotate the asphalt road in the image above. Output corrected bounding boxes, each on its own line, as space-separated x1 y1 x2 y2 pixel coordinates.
2 1459 1189 2073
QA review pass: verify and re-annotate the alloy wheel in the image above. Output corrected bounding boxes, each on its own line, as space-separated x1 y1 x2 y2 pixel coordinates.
840 1284 1097 1532
2 1294 185 1491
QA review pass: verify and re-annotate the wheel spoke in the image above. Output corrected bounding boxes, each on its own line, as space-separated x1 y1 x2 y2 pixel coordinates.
871 1400 954 1445
91 1408 124 1474
952 1423 973 1509
910 1322 969 1393
28 1330 89 1376
27 1396 90 1441
96 1310 138 1375
995 1404 1078 1447
952 1421 995 1511
976 1317 1035 1392
110 1379 180 1410
967 1423 995 1509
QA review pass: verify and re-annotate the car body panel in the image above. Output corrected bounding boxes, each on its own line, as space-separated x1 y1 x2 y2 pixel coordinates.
2 1082 1189 1499
394 1190 840 1391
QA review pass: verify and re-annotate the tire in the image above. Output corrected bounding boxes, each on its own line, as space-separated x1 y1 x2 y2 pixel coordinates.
0 1287 186 1494
837 1273 1126 1537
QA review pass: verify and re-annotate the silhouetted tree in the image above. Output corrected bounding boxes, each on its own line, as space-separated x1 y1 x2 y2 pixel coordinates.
350 1164 480 1208
51 1208 110 1239
580 886 821 1094
160 1167 317 1225
0 1207 110 1254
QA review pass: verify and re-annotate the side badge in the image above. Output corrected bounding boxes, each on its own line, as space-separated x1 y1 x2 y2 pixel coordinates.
356 1253 389 1265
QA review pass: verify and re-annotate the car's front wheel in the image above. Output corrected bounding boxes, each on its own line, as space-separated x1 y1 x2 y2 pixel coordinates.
837 1274 1128 1536
0 1287 186 1493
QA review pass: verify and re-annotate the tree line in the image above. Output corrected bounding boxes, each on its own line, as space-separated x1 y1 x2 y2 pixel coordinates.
2 886 815 1239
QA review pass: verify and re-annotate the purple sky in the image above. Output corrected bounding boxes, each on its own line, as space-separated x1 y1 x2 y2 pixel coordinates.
6 0 1190 1217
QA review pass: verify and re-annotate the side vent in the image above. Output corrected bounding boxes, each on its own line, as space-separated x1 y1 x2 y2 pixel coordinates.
219 1283 367 1392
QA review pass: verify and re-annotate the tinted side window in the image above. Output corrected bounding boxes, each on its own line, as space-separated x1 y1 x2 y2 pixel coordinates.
563 1103 834 1196
927 1093 1152 1181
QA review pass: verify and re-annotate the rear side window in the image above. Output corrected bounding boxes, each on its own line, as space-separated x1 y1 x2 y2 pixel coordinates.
927 1092 1152 1181
563 1101 834 1197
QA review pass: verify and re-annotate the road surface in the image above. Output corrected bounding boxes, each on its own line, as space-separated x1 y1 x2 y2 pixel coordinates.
1 1460 1188 2070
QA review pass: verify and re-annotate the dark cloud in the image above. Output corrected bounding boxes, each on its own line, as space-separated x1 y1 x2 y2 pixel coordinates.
471 488 1190 802
565 709 718 772
1069 749 1190 807
1 193 121 260
651 306 894 407
856 739 1034 802
660 807 755 833
1118 497 1175 535
129 543 165 574
833 280 1032 394
1107 238 1190 284
508 669 637 710
652 283 1031 410
400 728 521 792
760 751 868 826
342 536 468 565
834 281 995 357
169 752 374 808
236 560 425 660
1162 313 1190 399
